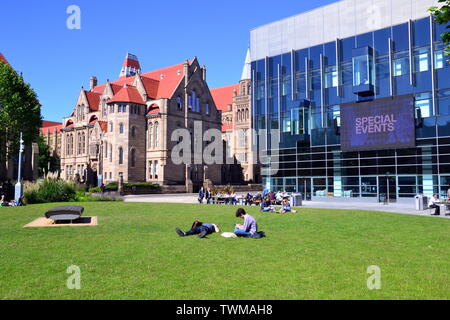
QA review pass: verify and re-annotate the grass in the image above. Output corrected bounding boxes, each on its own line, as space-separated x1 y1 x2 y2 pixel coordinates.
0 202 449 300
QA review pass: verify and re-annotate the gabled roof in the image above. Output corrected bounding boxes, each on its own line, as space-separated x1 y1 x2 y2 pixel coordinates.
210 84 239 132
140 62 186 99
98 121 108 132
0 53 9 65
108 85 146 105
91 60 189 102
210 84 239 112
85 91 101 111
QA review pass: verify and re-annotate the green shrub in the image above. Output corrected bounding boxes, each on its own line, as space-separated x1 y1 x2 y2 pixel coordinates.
89 187 101 193
23 179 77 204
124 182 160 189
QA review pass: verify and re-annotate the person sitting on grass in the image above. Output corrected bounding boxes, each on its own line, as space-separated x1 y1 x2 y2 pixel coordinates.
260 196 275 212
278 199 297 214
176 220 220 238
234 208 264 239
0 195 7 207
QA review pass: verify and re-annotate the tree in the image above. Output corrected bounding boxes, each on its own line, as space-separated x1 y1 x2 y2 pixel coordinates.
430 0 450 58
0 61 42 179
38 136 60 177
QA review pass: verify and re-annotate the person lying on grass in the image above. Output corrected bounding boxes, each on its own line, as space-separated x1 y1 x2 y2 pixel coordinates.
279 199 297 214
234 208 265 239
176 220 221 238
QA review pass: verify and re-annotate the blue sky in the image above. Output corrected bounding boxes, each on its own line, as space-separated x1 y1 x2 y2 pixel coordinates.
0 0 335 122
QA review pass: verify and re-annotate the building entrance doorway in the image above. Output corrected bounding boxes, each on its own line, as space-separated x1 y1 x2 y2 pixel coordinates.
298 178 312 201
378 175 397 203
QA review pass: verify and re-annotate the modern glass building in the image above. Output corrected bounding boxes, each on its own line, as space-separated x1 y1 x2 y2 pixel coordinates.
250 0 450 201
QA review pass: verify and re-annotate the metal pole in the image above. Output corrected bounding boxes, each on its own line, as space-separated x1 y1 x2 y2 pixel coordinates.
387 175 390 205
14 132 24 203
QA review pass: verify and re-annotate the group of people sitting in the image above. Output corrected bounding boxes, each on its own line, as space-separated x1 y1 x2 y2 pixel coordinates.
176 208 265 239
0 195 21 207
260 196 297 214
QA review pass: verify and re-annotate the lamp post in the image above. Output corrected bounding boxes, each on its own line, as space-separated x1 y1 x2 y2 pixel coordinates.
14 132 24 203
386 172 391 205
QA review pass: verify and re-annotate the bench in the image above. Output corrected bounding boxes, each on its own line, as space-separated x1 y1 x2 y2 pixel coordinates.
45 206 84 223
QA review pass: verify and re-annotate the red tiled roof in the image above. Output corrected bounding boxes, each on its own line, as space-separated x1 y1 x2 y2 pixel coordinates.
85 91 101 111
98 121 108 132
141 62 186 99
140 76 159 99
40 120 62 135
42 120 61 128
147 104 160 115
0 53 9 65
210 84 239 132
210 84 239 112
108 85 146 105
91 61 188 101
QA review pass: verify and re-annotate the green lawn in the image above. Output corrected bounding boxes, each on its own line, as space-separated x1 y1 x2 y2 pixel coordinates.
0 202 449 300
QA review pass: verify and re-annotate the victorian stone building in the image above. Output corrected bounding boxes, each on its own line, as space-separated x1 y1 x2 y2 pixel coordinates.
60 54 222 192
211 49 260 183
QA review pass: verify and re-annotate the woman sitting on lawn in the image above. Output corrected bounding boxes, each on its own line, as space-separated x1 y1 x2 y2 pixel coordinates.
279 199 297 214
260 196 275 212
176 221 220 239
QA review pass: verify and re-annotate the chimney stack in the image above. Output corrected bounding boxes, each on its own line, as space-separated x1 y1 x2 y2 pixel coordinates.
90 76 98 91
201 65 207 81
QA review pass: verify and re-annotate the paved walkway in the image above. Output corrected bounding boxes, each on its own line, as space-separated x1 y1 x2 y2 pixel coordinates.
124 194 450 219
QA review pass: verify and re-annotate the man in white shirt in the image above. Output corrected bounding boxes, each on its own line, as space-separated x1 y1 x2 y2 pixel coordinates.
428 194 440 216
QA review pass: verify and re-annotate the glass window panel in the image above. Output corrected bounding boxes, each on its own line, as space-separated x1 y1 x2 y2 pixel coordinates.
341 37 356 62
393 51 410 76
310 45 323 70
414 47 431 73
353 55 370 86
393 23 409 52
324 41 337 66
415 92 432 118
413 18 431 48
374 27 392 55
357 32 373 48
324 66 338 88
295 49 308 72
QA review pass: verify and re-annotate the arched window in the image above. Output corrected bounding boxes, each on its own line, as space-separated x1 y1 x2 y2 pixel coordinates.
131 148 136 167
119 147 124 165
155 122 159 148
148 123 153 149
110 122 114 132
177 96 183 110
131 126 136 138
104 142 108 159
119 123 124 134
109 144 112 162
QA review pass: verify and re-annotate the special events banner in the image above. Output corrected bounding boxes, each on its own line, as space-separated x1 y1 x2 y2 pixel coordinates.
340 95 416 152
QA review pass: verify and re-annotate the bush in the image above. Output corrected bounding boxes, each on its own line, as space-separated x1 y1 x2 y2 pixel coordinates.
24 179 77 204
124 182 160 189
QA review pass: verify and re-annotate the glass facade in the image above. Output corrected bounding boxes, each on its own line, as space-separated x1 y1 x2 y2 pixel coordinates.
252 16 450 200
